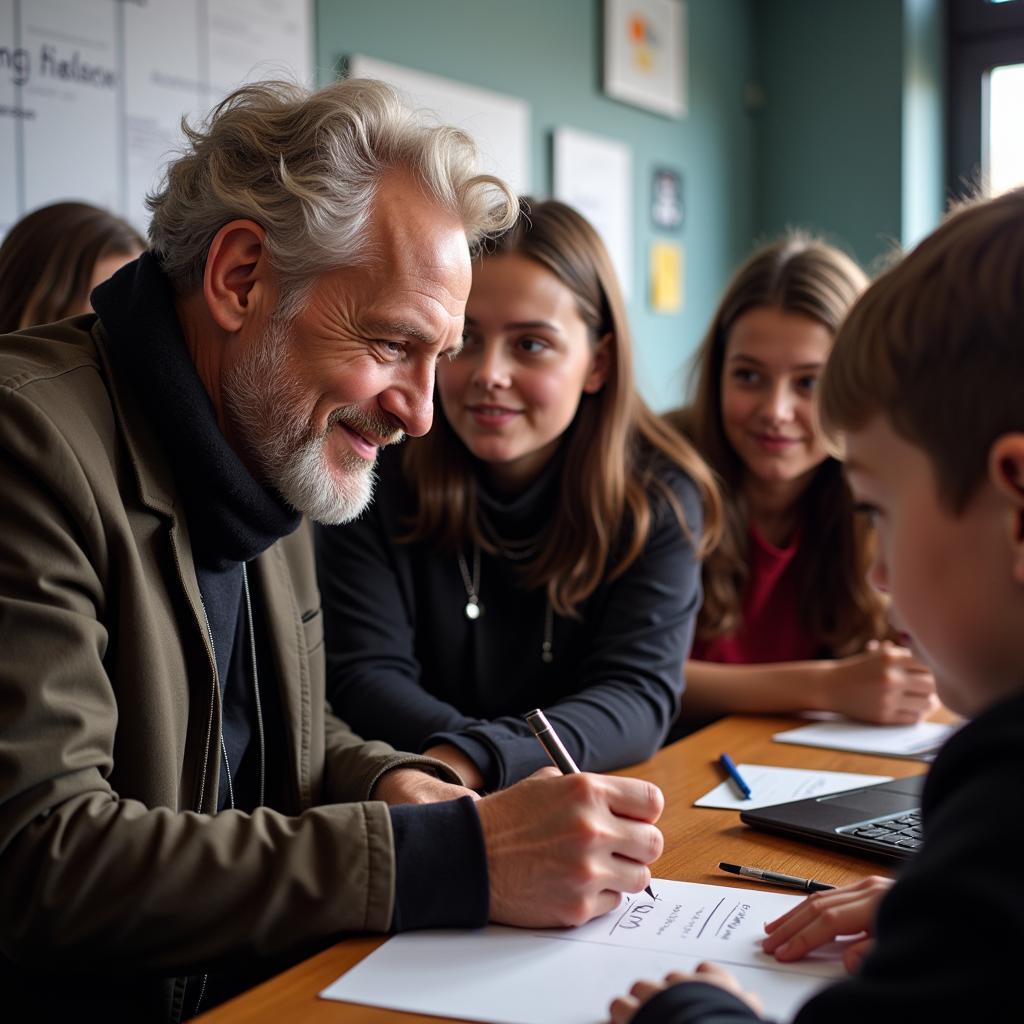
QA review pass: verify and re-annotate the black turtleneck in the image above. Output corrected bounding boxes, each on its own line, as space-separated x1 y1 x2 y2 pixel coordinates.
92 254 300 811
318 441 703 789
90 256 490 946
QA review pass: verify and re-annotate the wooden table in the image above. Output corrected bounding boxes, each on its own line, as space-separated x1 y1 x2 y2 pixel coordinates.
200 713 932 1023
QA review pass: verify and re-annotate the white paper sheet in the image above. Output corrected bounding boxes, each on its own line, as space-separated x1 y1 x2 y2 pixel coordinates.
320 879 844 1024
553 126 633 300
694 764 894 810
348 55 531 196
773 719 957 760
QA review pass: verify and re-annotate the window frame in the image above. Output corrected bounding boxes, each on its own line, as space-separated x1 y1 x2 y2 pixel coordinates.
948 0 1024 196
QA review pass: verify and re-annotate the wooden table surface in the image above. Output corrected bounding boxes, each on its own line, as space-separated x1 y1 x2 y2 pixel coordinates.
199 713 935 1023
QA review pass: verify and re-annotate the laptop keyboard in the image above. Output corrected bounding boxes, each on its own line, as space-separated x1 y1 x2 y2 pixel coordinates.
837 809 924 852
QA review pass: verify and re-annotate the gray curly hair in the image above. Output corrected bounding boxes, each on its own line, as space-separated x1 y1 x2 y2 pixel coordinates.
147 77 516 305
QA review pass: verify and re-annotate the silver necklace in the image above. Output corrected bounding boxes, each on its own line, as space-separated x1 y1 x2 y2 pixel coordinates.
456 543 555 662
541 599 554 664
457 543 483 619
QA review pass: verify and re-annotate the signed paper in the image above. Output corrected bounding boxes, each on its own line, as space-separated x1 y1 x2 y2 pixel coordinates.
695 763 894 810
773 719 957 760
320 879 845 1024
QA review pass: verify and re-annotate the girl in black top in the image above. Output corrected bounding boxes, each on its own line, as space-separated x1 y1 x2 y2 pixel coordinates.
317 198 720 790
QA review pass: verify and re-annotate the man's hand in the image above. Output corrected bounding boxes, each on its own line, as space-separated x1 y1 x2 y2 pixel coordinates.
372 767 478 806
475 769 664 928
762 875 892 973
610 963 764 1024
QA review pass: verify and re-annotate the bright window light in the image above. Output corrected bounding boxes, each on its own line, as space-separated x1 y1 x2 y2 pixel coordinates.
987 63 1024 193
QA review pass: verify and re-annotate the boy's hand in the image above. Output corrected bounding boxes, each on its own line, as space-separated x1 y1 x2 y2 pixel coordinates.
827 641 939 723
609 963 764 1023
762 875 892 973
476 769 663 927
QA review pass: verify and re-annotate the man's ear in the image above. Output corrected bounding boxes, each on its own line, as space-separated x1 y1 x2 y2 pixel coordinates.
583 332 613 394
203 220 273 333
989 433 1024 584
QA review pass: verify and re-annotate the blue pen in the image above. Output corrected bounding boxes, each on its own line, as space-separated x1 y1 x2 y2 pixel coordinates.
718 753 752 799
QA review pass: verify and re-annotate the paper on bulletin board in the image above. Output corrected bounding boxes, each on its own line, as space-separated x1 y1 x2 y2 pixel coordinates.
121 0 313 233
348 55 531 195
650 241 683 312
553 125 633 301
1 0 314 238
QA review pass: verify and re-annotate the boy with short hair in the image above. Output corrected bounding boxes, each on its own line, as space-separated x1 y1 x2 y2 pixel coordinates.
610 186 1024 1023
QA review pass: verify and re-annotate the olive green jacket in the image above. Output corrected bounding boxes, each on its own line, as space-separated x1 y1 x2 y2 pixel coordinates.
0 317 455 1020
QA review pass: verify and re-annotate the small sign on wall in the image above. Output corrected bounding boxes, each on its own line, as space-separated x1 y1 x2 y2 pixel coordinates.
651 167 683 230
650 241 683 314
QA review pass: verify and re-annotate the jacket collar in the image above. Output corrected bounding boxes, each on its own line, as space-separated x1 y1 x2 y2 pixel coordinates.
92 253 300 564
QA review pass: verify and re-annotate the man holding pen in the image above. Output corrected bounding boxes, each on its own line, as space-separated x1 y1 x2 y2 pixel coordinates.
0 77 662 1020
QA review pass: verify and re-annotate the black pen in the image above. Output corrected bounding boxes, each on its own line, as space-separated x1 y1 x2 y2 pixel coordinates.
719 861 835 893
525 708 657 900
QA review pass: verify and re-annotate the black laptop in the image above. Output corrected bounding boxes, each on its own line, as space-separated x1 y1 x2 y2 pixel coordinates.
740 775 927 862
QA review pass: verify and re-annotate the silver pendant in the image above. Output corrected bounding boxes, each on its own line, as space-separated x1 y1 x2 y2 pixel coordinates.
465 599 482 620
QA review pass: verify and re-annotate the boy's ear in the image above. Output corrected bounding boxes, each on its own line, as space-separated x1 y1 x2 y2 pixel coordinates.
583 332 613 394
989 433 1024 584
202 219 274 333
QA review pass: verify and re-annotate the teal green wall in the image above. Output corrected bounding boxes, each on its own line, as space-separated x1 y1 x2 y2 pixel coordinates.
315 1 946 404
315 0 756 411
752 0 904 268
752 0 945 269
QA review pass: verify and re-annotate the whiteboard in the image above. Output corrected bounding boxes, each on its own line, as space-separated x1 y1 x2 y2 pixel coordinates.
348 54 531 196
0 0 313 239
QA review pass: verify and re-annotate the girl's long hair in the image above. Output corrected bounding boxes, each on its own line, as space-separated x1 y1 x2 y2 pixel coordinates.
673 232 888 653
0 202 143 332
402 197 721 615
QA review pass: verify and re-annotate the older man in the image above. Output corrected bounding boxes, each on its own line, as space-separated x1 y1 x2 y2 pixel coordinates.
0 79 663 1020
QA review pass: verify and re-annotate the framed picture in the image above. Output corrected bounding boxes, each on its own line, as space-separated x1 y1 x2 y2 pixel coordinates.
651 167 683 230
604 0 687 118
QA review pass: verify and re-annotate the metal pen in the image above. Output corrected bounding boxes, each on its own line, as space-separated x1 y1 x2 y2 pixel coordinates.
524 708 656 900
719 861 835 893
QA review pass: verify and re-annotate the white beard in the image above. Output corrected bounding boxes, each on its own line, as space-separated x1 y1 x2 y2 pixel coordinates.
222 315 398 525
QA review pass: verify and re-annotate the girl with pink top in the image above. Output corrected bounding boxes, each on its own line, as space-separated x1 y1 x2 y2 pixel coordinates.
669 234 937 732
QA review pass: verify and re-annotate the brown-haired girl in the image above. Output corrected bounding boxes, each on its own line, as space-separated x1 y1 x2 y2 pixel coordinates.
670 233 937 730
317 198 720 790
0 201 144 332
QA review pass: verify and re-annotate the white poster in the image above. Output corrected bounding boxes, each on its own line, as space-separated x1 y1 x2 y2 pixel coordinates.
123 1 205 233
0 0 313 240
553 125 633 300
20 0 120 215
206 0 312 99
348 54 531 196
0 0 19 232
